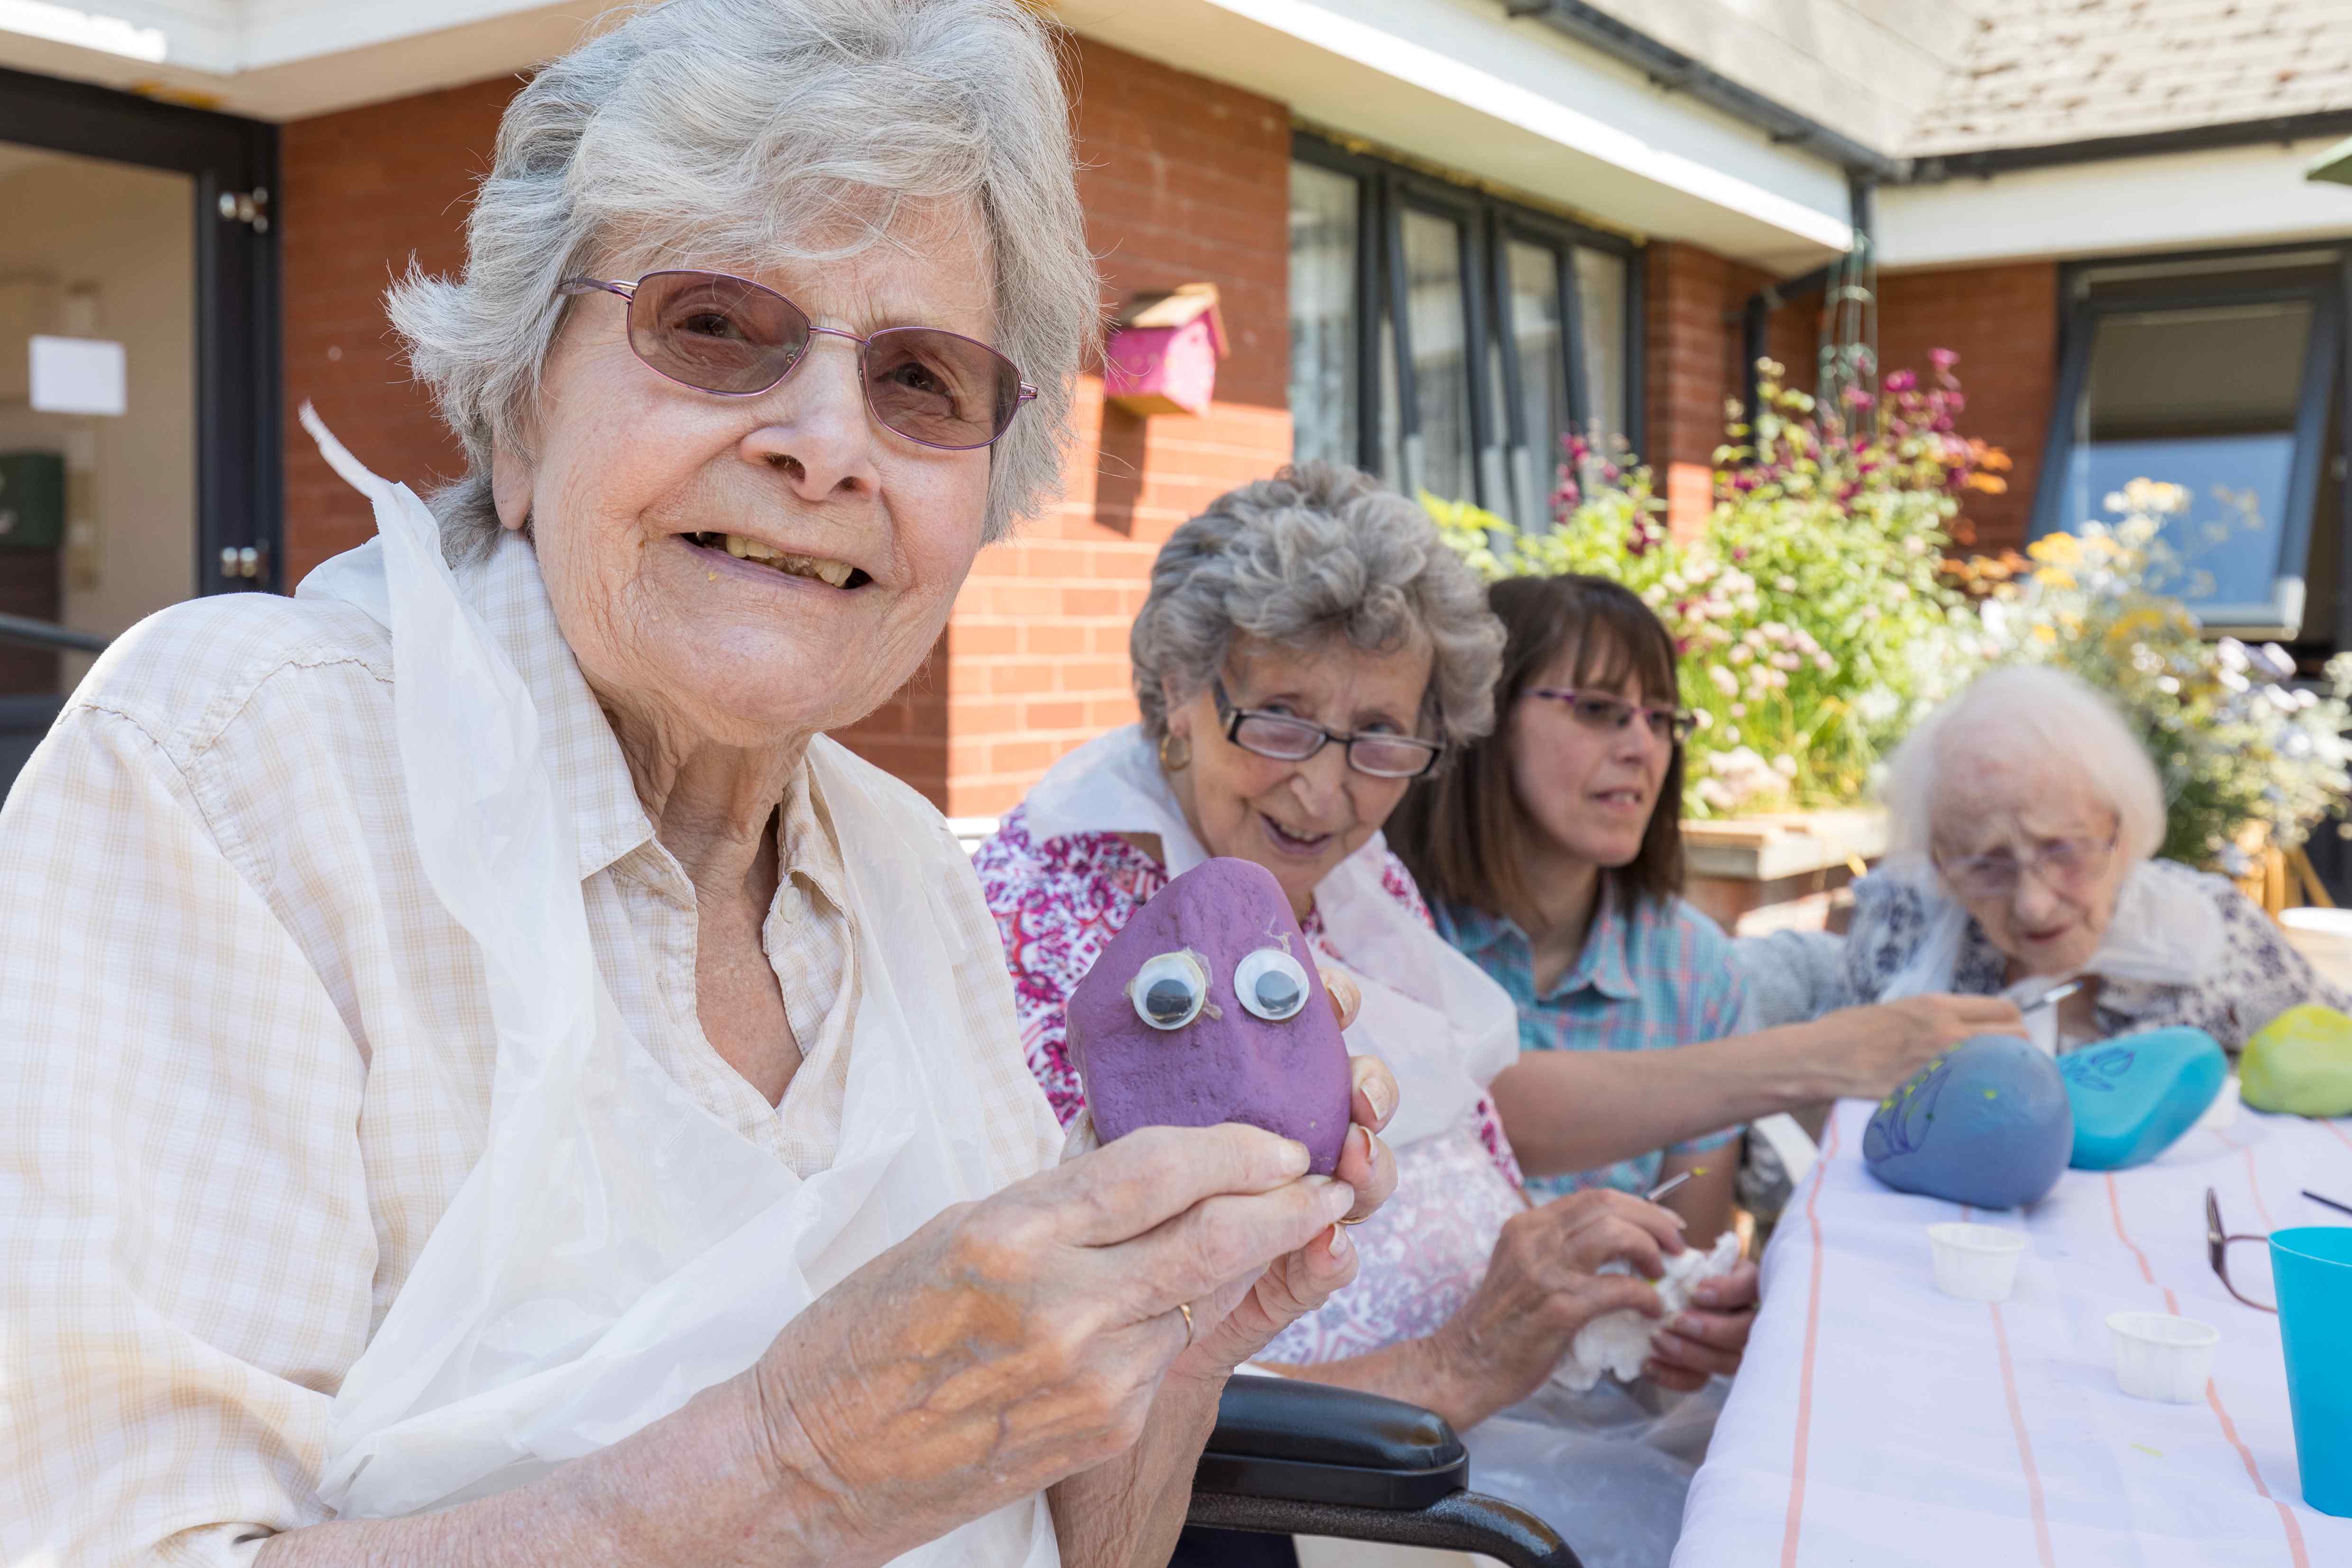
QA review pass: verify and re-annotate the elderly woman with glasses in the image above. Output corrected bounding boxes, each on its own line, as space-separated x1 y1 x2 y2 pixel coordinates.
0 5 1402 1564
1804 663 2350 1050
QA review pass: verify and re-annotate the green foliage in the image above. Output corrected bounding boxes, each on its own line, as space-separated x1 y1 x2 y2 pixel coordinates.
1431 359 1996 817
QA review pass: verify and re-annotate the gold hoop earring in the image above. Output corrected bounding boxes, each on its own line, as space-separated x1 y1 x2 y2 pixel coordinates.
1158 731 1192 773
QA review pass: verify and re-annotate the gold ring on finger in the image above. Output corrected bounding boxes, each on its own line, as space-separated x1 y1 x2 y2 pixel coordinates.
1178 1302 1195 1347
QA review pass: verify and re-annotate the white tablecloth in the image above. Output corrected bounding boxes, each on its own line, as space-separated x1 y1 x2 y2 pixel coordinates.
1675 1098 2352 1567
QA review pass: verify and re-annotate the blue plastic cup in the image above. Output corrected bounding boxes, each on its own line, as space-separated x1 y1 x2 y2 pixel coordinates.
2272 1226 2352 1517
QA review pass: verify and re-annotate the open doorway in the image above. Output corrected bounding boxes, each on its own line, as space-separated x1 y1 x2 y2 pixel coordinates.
0 147 198 717
0 68 276 799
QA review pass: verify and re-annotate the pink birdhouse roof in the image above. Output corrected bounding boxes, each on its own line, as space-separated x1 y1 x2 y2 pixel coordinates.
1112 282 1227 359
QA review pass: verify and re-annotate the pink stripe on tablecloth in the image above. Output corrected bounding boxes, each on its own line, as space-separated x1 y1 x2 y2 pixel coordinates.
2107 1169 2312 1567
1989 1300 2058 1568
1776 1113 1843 1568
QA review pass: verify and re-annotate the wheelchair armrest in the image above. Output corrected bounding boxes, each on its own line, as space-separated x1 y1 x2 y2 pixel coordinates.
1193 1375 1467 1512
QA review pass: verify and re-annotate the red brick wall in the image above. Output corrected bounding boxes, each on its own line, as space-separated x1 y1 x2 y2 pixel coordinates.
281 77 521 588
1641 242 1775 537
1876 262 2061 553
1644 243 2061 556
275 39 1290 815
943 37 1293 816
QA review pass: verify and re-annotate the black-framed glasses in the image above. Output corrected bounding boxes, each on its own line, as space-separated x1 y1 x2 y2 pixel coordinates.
1212 679 1442 779
558 269 1036 450
1525 686 1695 744
2207 1188 2277 1312
1936 832 2120 902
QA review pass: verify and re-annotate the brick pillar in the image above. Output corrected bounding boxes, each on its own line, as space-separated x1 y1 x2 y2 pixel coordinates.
1642 242 1772 539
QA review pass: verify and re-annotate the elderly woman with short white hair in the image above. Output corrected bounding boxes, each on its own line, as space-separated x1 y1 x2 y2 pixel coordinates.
0 3 1399 1563
1818 663 2350 1050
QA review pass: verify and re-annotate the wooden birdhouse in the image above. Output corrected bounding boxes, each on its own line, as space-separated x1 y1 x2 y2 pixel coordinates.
1104 283 1227 417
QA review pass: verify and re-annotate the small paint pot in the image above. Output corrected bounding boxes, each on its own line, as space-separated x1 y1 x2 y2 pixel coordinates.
1928 1222 2028 1301
2107 1311 2219 1403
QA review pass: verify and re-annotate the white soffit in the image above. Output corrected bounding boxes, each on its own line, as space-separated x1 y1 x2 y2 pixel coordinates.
1880 141 2352 271
0 0 599 118
1059 0 1852 269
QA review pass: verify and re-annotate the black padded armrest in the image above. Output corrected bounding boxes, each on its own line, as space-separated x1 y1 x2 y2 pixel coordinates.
1194 1375 1467 1511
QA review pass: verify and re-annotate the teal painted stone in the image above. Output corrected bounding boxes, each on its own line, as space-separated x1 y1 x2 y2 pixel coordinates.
1864 1035 2075 1210
2058 1027 2226 1171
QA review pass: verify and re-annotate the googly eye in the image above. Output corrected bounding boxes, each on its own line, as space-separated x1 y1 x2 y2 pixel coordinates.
1131 952 1208 1031
1235 948 1312 1022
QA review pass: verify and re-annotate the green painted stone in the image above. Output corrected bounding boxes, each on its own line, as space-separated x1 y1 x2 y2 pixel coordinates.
2242 1005 2352 1118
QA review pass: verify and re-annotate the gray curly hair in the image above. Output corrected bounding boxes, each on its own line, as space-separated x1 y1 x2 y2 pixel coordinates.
385 0 1098 554
1132 462 1506 750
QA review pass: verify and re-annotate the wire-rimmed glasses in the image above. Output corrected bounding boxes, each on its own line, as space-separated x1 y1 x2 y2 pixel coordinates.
1212 679 1443 779
558 269 1036 450
2207 1188 2278 1312
1524 687 1696 745
1936 832 2119 902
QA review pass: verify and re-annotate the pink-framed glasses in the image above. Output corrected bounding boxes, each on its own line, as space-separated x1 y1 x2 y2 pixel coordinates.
1525 687 1695 744
558 268 1038 451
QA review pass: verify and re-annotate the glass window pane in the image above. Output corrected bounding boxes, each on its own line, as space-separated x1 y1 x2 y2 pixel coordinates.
1398 208 1473 503
1574 248 1630 450
1287 162 1360 470
1505 239 1566 525
2065 299 2316 624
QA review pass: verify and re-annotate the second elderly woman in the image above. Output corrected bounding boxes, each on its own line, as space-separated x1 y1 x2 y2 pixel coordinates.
0 3 1399 1563
976 464 1755 1563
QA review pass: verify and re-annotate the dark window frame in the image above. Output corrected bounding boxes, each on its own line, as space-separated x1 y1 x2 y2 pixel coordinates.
0 64 282 598
2032 241 2350 645
1290 130 1642 524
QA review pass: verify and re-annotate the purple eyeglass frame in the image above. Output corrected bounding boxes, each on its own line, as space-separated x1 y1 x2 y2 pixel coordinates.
1525 687 1696 743
558 268 1039 451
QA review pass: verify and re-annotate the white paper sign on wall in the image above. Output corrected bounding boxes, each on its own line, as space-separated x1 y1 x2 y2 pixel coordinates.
29 335 127 417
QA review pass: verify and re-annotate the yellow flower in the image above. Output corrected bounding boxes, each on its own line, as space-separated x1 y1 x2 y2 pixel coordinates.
2027 532 2081 566
2034 568 2078 591
2032 624 2058 645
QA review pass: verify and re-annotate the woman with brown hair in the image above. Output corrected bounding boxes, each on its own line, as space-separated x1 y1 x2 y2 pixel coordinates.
1391 574 2031 1240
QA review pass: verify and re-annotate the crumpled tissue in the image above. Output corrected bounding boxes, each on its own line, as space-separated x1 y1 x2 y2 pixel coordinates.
1553 1231 1744 1392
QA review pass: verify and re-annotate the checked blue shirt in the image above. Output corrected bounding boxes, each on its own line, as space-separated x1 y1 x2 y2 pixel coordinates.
1431 883 1755 1201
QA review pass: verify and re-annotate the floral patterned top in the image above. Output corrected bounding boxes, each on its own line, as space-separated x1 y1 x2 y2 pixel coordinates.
973 804 1527 1364
1840 856 2351 1052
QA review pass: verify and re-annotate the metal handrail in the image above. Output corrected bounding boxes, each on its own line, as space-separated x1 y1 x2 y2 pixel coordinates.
0 613 110 655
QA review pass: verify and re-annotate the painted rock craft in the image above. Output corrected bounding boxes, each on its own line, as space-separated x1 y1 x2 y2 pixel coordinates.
1865 1035 2074 1210
2058 1027 2226 1170
1067 857 1354 1173
2242 1005 2352 1118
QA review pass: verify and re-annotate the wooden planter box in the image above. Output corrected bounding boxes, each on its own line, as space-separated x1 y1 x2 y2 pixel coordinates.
1681 807 1889 935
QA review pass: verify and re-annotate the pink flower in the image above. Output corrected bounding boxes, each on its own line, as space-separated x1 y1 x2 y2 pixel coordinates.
1883 369 1917 393
1931 348 1959 371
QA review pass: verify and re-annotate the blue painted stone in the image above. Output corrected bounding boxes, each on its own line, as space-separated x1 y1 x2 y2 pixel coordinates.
1864 1035 2075 1210
2057 1027 2226 1171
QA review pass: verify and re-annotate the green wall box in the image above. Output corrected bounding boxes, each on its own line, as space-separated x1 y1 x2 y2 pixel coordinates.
0 453 65 552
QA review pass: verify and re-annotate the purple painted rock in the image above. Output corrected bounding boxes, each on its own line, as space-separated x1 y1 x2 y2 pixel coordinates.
1069 857 1353 1173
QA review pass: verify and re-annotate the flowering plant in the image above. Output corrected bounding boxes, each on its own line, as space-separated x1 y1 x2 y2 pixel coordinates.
1430 357 2003 816
1967 481 2352 868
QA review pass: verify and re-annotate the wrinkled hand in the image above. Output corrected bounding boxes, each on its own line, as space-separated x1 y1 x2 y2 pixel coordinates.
1429 1189 1684 1426
747 1123 1359 1559
1172 1048 1400 1381
1837 993 2027 1098
1643 1259 1759 1392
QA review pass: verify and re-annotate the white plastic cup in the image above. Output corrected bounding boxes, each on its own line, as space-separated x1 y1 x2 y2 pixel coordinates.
1928 1222 2028 1301
2107 1311 2219 1403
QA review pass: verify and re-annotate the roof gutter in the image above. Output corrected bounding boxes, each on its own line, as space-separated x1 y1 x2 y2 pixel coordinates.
1913 108 2352 180
1503 0 1907 180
